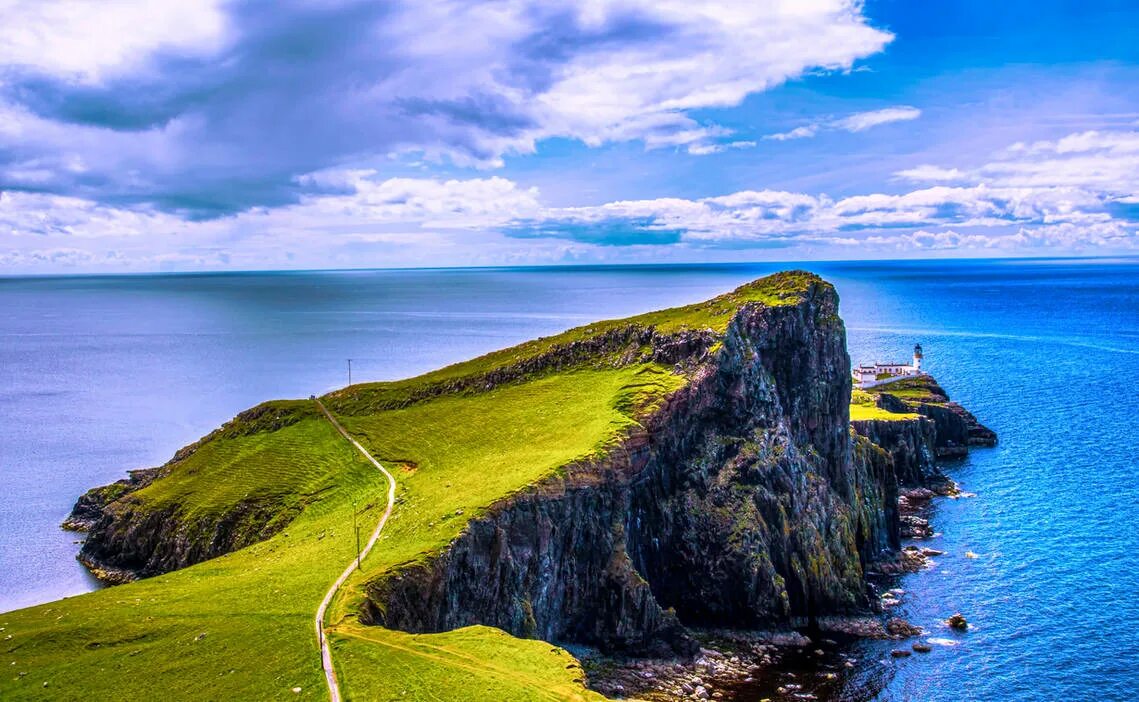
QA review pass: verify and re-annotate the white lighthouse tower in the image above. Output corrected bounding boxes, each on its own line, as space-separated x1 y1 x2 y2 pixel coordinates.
912 343 923 372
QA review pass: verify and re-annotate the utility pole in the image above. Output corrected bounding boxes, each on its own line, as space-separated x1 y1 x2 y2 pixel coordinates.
352 499 361 571
347 358 352 387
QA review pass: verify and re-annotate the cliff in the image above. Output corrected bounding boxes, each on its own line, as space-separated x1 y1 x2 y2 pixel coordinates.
853 375 996 471
849 416 941 488
64 271 994 662
361 276 899 654
67 400 328 582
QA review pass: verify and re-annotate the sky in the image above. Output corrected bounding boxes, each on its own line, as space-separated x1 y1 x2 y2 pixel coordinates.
1 0 1138 273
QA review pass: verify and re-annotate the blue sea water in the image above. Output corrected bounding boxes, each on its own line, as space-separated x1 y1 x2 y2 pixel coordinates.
1 259 1137 700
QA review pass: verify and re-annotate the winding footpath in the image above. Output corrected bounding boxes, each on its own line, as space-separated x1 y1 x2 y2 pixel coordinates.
313 398 397 702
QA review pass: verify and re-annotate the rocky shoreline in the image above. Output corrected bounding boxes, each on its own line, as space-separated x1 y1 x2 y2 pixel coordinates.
584 374 996 700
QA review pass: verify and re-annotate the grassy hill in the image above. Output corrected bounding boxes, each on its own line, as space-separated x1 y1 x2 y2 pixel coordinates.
1 272 816 701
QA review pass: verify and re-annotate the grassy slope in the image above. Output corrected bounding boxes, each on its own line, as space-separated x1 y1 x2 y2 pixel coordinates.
328 366 682 701
861 376 944 404
2 417 378 701
1 367 678 701
323 270 816 414
2 272 816 701
849 389 920 422
124 400 328 526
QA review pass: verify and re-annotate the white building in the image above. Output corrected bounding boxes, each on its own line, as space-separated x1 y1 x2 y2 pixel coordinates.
853 344 924 388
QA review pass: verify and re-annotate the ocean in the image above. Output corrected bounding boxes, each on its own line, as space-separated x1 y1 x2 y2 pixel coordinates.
1 259 1137 700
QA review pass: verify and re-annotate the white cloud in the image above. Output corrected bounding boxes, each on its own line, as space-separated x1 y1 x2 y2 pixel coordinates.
0 191 191 239
893 165 966 182
764 105 921 141
528 1 892 148
6 127 1139 272
291 174 543 228
0 0 893 210
763 126 819 141
895 130 1139 200
686 140 757 155
832 106 921 132
0 1 228 82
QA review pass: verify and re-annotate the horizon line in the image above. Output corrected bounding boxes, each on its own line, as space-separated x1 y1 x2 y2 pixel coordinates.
3 253 1138 281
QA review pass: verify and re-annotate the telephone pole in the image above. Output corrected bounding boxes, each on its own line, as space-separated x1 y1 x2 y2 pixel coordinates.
347 358 352 387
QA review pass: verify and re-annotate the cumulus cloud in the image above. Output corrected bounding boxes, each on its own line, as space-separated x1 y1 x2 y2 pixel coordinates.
0 0 891 215
0 191 191 238
508 181 1127 248
0 1 228 81
6 126 1139 272
764 106 921 141
492 127 1139 251
895 129 1139 202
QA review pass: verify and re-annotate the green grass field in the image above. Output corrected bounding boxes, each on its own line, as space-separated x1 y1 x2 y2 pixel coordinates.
859 376 943 404
1 415 377 700
849 389 920 421
1 367 678 701
1 272 816 701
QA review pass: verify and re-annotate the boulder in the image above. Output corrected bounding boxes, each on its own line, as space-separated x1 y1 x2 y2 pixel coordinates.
886 617 922 638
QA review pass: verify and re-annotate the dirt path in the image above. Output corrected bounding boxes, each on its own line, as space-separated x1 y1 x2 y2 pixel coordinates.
314 398 397 702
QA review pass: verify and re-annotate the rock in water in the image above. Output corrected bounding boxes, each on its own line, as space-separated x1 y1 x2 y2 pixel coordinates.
947 613 969 630
886 618 922 638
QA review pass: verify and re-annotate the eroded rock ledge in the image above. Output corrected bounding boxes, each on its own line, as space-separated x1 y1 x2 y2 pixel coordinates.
852 375 996 488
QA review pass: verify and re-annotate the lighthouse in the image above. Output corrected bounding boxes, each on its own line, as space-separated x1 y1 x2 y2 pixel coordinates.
912 343 923 372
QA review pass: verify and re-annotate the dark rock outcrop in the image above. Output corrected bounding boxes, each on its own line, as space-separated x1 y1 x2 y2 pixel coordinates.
851 375 996 489
849 416 939 487
884 377 997 457
75 497 301 582
66 401 319 582
62 467 160 532
363 278 902 654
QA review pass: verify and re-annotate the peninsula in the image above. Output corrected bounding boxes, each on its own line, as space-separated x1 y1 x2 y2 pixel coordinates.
3 272 994 701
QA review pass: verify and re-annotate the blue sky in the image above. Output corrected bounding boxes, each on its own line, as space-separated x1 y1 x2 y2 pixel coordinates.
1 0 1138 272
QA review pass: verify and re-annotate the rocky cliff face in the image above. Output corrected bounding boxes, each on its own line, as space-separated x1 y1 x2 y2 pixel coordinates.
849 417 940 488
67 272 995 659
66 402 314 582
855 376 997 467
363 279 902 654
75 496 300 583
